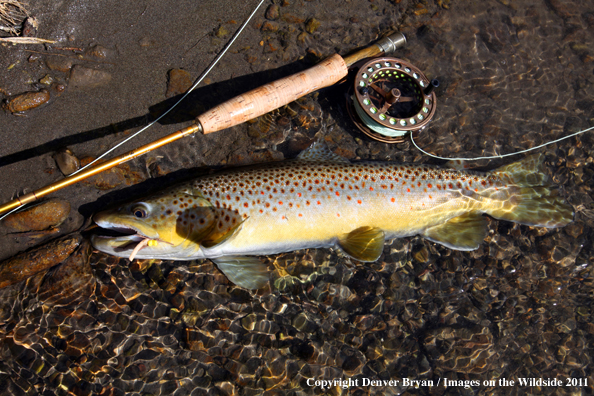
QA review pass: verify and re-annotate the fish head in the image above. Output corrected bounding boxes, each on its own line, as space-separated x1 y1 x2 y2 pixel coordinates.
91 186 216 259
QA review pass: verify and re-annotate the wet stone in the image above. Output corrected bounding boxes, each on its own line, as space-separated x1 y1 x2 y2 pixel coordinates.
166 68 193 98
4 90 50 113
53 148 80 176
45 56 75 72
2 198 71 233
85 44 113 59
305 18 321 34
265 4 280 20
69 66 112 90
215 25 229 38
261 21 279 32
36 240 95 306
0 234 81 289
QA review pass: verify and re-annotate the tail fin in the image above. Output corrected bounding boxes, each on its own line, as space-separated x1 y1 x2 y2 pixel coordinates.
487 154 573 228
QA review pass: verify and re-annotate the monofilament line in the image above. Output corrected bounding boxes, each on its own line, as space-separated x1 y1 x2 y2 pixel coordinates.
70 0 266 178
0 0 265 222
410 125 594 161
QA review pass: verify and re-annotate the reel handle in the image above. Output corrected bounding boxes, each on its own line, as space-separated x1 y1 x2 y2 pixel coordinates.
197 32 407 135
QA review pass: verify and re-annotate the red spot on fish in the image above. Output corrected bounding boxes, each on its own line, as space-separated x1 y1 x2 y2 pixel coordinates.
369 187 373 191
407 188 411 192
428 183 432 188
357 200 362 204
336 191 340 196
391 197 395 202
317 201 321 205
298 213 303 217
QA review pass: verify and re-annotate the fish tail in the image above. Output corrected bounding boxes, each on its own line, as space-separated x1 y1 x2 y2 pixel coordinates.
485 154 573 228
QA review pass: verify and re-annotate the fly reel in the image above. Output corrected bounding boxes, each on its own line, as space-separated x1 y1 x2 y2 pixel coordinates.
347 57 438 143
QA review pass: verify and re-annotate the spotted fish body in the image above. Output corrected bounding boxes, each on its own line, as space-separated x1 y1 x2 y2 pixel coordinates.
92 143 573 289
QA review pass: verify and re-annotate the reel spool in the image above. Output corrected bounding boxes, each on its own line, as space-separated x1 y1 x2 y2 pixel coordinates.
347 57 438 143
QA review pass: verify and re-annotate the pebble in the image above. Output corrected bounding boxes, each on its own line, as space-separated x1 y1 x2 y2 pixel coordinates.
305 18 321 34
39 74 55 86
297 32 309 45
265 5 280 20
45 56 74 72
53 148 80 176
4 90 50 113
261 21 279 32
166 69 193 98
35 239 94 306
85 44 112 59
0 234 81 289
215 25 229 38
69 65 112 89
2 199 71 233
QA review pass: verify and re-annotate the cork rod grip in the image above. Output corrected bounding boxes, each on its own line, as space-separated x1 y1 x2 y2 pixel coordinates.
197 54 348 134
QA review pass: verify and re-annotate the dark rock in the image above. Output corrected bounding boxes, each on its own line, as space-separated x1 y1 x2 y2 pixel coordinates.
36 239 94 306
45 56 75 72
69 66 112 89
0 234 81 289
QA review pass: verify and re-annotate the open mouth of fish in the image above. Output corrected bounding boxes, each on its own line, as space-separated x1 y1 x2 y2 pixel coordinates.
92 223 158 259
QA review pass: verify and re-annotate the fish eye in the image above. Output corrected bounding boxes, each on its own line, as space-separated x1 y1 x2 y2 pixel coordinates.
132 206 148 218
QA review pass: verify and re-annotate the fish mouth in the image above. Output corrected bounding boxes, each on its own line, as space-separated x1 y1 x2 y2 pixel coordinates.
91 231 147 254
91 216 157 256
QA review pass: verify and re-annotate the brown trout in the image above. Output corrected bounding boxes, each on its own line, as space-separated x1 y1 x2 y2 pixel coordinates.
91 143 573 289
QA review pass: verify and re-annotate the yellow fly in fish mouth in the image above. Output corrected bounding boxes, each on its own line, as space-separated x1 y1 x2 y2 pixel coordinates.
91 143 574 290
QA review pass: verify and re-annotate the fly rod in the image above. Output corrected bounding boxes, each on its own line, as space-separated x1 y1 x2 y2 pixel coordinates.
0 32 406 216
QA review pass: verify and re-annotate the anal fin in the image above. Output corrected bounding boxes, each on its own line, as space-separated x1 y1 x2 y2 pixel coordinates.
422 213 488 251
212 256 269 289
338 226 385 262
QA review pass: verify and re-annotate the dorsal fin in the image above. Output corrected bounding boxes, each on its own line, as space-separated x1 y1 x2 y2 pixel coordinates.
296 142 350 163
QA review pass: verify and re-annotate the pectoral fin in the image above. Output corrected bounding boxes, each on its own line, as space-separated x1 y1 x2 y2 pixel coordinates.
212 256 269 289
422 213 488 251
201 210 245 248
338 226 385 262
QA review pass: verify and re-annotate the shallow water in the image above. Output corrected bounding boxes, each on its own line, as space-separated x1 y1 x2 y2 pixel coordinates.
0 0 593 394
